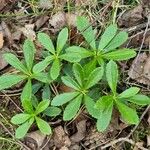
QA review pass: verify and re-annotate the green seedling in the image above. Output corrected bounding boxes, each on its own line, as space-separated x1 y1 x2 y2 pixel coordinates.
33 28 81 80
66 16 136 74
11 99 61 139
95 60 150 132
0 39 51 101
51 63 104 120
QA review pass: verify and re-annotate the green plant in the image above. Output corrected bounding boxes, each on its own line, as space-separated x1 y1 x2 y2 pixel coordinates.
0 39 51 101
51 63 103 120
11 99 61 139
1 16 149 140
95 60 150 132
65 16 136 74
33 28 81 80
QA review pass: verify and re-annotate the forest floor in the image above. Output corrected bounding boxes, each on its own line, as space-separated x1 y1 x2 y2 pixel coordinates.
0 0 150 150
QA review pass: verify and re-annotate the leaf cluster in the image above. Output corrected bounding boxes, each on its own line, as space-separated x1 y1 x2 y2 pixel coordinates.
0 16 149 139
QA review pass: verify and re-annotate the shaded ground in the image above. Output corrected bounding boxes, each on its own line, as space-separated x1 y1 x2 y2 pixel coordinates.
0 0 150 149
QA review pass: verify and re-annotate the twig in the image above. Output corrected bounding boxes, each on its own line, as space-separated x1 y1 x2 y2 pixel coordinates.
0 119 30 150
100 138 148 150
117 105 150 148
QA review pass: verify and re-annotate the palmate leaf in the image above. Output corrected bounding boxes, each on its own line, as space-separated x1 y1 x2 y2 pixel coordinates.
33 72 52 83
11 113 31 125
15 118 34 139
38 32 55 54
104 31 128 52
57 28 68 54
84 95 100 118
21 79 32 102
102 49 136 61
61 76 80 90
106 60 118 94
73 63 84 86
35 100 50 115
51 92 79 106
127 94 150 106
0 74 26 91
95 96 113 131
85 66 104 89
60 53 81 62
44 106 61 117
22 100 34 114
116 101 139 124
42 84 51 100
50 59 60 80
63 94 82 121
76 16 96 49
118 87 140 99
98 24 117 51
65 46 93 59
35 117 51 135
23 39 36 71
33 56 53 73
3 53 28 74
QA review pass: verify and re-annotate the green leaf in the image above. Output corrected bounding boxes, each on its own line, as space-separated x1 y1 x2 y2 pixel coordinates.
33 56 53 73
42 84 51 100
102 49 136 61
35 100 50 115
65 46 93 59
77 16 96 49
83 59 97 75
33 72 52 83
106 60 118 94
44 106 61 117
85 66 104 89
21 79 32 102
84 95 100 118
60 53 81 62
57 28 68 54
63 94 82 121
15 118 34 139
22 100 34 114
104 31 128 51
50 59 60 80
96 96 113 131
3 53 28 74
23 39 36 71
116 101 139 124
51 92 79 106
11 114 31 125
61 76 80 90
38 32 55 54
98 24 117 50
127 94 150 106
118 87 140 99
73 63 84 85
0 74 26 91
35 117 51 135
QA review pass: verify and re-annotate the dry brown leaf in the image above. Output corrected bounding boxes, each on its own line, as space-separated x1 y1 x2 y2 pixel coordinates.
0 48 9 70
128 53 150 85
0 32 4 49
70 120 87 143
0 0 7 11
24 130 46 149
1 21 13 46
53 126 71 148
49 12 66 33
35 15 49 30
20 24 36 41
118 5 144 27
39 0 53 9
